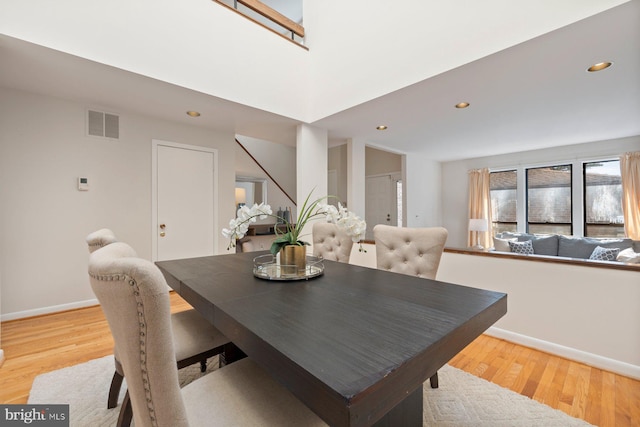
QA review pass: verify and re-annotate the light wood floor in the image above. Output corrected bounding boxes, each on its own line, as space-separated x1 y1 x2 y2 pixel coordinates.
1 293 638 427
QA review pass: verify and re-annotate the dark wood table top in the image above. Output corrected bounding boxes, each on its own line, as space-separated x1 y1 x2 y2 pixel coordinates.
157 251 507 427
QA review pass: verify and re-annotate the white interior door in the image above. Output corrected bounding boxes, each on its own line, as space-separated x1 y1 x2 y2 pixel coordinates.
153 141 216 261
365 175 396 240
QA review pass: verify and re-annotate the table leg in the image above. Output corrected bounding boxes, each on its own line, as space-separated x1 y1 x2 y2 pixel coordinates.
372 386 423 427
219 342 247 367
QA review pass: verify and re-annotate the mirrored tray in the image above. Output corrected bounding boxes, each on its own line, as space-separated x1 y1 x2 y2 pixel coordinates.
253 254 324 281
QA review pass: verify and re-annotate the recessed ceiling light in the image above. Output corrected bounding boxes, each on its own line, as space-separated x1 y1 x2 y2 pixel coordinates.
186 111 201 117
376 125 388 130
455 102 470 109
587 62 612 72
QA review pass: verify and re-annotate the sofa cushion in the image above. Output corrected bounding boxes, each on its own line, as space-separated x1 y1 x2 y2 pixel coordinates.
531 235 559 256
589 246 620 261
493 237 515 252
496 232 533 242
508 240 534 255
557 236 632 259
617 247 640 263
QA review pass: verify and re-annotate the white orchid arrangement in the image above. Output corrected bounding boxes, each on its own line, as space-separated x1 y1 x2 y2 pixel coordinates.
222 191 366 255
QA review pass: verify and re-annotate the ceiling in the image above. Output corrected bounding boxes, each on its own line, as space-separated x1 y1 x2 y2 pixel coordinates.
314 0 640 160
1 1 638 162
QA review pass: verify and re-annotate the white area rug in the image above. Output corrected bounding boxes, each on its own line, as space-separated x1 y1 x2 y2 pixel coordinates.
29 356 592 426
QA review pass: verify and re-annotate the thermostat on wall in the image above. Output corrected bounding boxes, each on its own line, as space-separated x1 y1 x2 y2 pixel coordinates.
78 177 89 191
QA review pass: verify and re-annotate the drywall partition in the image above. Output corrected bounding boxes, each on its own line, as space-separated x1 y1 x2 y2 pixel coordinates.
0 87 236 319
345 244 639 378
440 136 640 248
0 0 309 121
438 252 640 379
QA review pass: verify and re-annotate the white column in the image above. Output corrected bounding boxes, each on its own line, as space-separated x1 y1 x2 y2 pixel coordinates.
346 138 366 218
405 152 442 227
296 124 328 242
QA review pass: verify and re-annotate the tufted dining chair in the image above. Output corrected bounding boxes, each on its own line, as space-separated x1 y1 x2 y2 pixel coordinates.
86 230 230 427
312 222 354 263
86 228 118 253
88 243 327 427
373 224 448 388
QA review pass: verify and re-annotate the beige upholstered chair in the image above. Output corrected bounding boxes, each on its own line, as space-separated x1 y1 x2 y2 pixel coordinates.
239 235 275 252
373 224 448 280
373 224 448 388
86 228 118 254
312 223 354 263
86 230 230 427
88 243 326 427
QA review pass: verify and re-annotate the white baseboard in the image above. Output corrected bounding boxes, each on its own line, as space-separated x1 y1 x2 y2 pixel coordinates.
486 326 640 380
0 349 5 367
0 298 99 322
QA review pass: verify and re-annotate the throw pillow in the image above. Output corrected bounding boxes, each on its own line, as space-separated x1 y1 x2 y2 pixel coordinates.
508 239 534 255
589 246 620 261
616 247 640 263
493 237 515 252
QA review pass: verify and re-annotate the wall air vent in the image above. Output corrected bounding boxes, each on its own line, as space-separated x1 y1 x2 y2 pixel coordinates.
87 109 119 139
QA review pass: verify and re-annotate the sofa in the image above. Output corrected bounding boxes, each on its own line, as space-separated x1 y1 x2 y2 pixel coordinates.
493 232 640 263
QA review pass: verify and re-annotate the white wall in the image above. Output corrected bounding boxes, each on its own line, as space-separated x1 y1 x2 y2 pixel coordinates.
438 253 640 378
0 0 309 121
441 136 640 247
0 87 236 319
365 147 402 176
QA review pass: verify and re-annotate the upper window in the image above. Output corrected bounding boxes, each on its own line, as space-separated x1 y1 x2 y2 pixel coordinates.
490 170 517 234
526 165 572 235
583 160 624 237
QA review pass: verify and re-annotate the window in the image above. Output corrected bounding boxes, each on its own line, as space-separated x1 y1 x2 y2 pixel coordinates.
489 157 623 238
526 165 572 235
396 179 403 227
490 170 517 234
584 160 624 237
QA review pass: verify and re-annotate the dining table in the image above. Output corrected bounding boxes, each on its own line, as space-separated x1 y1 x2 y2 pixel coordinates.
156 251 507 427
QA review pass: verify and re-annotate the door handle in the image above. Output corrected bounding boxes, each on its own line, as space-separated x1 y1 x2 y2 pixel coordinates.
160 224 166 229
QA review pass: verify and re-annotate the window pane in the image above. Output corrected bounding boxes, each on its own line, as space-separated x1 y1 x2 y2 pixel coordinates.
396 179 403 228
584 160 624 237
490 170 517 235
527 165 572 235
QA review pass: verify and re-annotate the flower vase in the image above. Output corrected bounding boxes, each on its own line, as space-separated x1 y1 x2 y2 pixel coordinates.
280 245 306 276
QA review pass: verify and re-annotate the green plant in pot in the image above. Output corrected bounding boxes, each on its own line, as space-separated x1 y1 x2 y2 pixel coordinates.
222 190 366 270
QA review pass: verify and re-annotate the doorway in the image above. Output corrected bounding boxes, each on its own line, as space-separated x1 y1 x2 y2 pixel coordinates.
365 173 402 240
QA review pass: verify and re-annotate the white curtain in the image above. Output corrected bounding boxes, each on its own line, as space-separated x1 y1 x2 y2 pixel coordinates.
468 168 493 248
620 152 640 240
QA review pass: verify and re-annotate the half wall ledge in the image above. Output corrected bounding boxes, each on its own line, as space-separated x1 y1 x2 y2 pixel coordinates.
444 247 640 272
